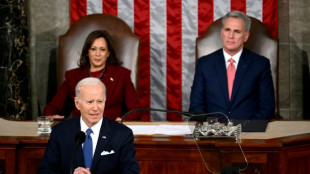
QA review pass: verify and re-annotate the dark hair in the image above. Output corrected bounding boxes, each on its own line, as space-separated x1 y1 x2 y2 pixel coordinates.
78 30 122 68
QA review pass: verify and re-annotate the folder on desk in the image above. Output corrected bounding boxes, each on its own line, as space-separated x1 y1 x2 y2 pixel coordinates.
232 120 269 132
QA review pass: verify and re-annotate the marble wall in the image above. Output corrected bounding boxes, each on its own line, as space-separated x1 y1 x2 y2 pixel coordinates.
26 0 310 120
0 0 30 120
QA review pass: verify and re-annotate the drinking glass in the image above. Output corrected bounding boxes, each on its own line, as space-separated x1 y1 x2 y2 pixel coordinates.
37 116 51 133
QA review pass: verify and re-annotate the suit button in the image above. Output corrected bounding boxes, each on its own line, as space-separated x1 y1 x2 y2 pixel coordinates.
228 111 232 114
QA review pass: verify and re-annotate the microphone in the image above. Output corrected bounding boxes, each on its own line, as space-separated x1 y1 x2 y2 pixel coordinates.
120 108 196 123
70 131 86 174
74 131 86 145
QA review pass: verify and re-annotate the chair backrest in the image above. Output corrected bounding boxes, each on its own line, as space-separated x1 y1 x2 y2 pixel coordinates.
196 17 279 115
58 14 140 90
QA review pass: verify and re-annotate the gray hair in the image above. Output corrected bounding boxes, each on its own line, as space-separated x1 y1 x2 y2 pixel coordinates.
75 77 106 100
222 11 251 31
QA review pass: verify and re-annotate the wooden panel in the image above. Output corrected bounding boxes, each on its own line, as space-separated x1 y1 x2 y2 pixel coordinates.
282 145 310 174
0 149 16 174
0 137 18 174
17 148 45 174
17 138 48 174
139 161 209 174
0 122 310 174
288 157 310 174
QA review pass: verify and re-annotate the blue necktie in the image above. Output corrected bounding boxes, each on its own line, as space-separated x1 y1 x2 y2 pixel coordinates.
83 128 93 169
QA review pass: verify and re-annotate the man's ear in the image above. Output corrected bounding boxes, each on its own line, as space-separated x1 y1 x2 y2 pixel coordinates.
244 31 250 42
74 97 80 110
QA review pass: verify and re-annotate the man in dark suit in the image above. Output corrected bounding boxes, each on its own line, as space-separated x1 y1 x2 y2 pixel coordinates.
189 11 275 120
38 77 139 174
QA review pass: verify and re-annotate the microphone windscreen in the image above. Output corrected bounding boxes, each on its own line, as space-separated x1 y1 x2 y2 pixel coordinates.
74 131 86 145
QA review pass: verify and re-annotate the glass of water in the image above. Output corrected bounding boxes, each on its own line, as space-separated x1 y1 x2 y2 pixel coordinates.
37 116 51 133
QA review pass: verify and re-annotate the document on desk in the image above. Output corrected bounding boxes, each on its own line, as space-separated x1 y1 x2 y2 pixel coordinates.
153 125 193 135
127 125 194 135
126 125 158 135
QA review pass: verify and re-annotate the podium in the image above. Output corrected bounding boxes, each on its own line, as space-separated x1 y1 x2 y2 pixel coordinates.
1 117 310 174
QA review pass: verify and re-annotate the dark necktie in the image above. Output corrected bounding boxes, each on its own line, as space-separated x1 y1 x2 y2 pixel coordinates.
227 58 235 101
83 128 93 169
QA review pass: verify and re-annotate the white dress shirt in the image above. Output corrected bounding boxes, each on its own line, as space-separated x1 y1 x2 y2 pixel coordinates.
223 48 243 71
80 116 103 157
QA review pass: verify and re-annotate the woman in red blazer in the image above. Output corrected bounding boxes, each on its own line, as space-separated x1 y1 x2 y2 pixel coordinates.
43 30 141 121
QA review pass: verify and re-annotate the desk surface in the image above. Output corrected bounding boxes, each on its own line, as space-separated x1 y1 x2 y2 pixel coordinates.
1 118 310 139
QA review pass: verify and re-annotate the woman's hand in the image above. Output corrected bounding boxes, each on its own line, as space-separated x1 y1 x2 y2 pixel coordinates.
115 117 122 122
50 115 65 121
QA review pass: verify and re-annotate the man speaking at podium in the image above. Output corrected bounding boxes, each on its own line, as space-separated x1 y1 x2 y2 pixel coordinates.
38 77 139 174
189 11 275 120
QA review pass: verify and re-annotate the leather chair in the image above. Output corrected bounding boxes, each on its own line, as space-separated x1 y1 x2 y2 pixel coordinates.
196 17 279 117
57 14 140 91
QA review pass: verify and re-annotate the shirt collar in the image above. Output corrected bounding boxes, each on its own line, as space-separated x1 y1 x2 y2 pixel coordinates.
80 116 103 136
223 48 243 65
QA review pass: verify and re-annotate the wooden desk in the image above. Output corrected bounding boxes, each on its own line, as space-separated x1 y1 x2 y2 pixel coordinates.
0 118 310 174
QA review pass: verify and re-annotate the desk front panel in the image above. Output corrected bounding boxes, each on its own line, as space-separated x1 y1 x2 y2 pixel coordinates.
1 120 310 174
0 137 19 174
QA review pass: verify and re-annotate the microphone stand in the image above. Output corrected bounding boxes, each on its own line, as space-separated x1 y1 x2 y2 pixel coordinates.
70 131 86 174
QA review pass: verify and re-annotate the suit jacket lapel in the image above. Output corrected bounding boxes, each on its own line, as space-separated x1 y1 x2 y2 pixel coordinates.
91 117 111 171
231 49 250 102
215 50 230 104
102 65 119 100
